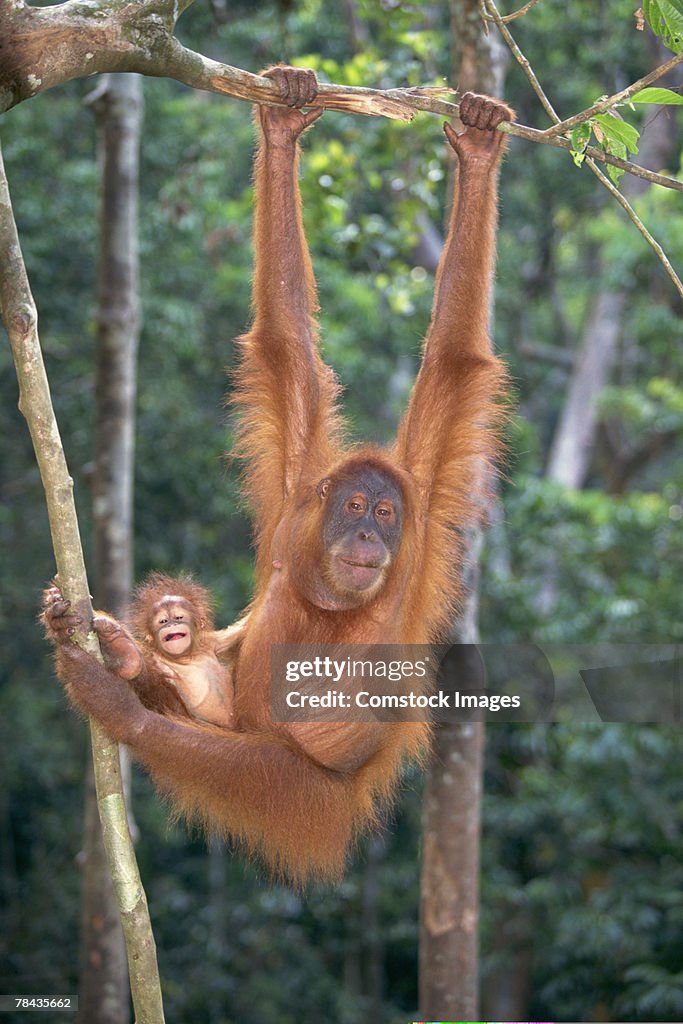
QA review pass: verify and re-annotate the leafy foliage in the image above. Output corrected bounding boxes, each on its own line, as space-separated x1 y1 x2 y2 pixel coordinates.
567 0 683 184
571 109 640 185
1 0 681 1021
643 0 683 52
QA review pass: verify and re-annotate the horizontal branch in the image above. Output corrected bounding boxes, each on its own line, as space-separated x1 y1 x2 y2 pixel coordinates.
519 340 575 367
154 36 415 120
0 0 680 193
500 122 683 192
0 0 415 119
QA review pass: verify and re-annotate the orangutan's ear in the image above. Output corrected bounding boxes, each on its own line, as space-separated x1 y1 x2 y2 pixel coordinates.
316 478 331 500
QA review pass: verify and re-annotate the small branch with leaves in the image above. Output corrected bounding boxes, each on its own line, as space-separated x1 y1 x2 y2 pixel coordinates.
481 0 683 299
0 0 681 199
542 50 683 140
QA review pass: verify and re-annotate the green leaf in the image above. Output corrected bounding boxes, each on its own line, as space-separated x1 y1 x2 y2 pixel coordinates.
598 134 628 185
643 0 683 52
570 122 591 166
630 86 683 104
593 113 640 155
571 122 592 150
607 163 625 186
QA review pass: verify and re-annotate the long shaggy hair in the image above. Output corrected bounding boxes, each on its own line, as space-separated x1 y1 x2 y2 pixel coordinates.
128 572 215 644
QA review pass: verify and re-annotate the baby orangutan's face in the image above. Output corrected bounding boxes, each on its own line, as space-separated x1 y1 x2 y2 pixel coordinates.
150 597 195 659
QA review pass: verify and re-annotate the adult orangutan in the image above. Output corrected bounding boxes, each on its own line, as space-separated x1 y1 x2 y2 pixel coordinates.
43 68 513 883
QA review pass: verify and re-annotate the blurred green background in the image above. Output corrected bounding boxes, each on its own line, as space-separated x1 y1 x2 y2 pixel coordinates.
0 1 681 1021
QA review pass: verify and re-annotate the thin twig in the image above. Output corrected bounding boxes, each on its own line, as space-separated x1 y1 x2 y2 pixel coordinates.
586 156 683 298
543 51 683 138
500 122 683 192
480 6 683 191
482 0 682 292
480 0 683 175
382 83 682 190
481 0 541 24
480 0 560 120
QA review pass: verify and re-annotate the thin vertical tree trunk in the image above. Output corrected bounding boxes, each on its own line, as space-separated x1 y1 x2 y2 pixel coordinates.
91 73 142 615
361 835 386 1022
546 291 625 487
420 532 486 1022
206 839 227 1024
419 3 507 1019
78 72 143 1024
0 136 164 1024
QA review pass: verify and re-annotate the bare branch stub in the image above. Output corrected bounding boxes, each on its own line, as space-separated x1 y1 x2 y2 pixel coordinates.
481 0 541 24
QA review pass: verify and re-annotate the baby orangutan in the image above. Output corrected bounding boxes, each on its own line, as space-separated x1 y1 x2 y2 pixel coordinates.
45 573 243 729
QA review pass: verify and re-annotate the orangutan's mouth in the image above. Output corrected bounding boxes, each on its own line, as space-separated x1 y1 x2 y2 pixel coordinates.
340 558 381 570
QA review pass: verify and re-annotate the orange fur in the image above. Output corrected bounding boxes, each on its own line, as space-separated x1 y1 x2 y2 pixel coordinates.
43 76 513 885
129 571 214 651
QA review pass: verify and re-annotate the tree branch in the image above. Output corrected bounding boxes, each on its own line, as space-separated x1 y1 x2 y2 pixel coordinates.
499 122 683 192
543 51 683 138
1 0 681 193
585 156 683 299
605 426 679 494
482 0 683 294
519 340 575 367
0 0 415 119
480 0 560 120
481 0 541 24
0 141 165 1024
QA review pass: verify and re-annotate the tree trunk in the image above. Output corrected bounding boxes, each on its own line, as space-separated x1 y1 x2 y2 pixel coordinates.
206 838 227 1024
419 8 507 1018
79 774 130 1024
420 531 486 1023
361 835 386 1023
91 72 142 616
546 291 625 487
77 72 143 1024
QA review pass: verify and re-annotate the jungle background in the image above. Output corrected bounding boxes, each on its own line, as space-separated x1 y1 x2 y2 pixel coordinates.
1 0 682 1022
